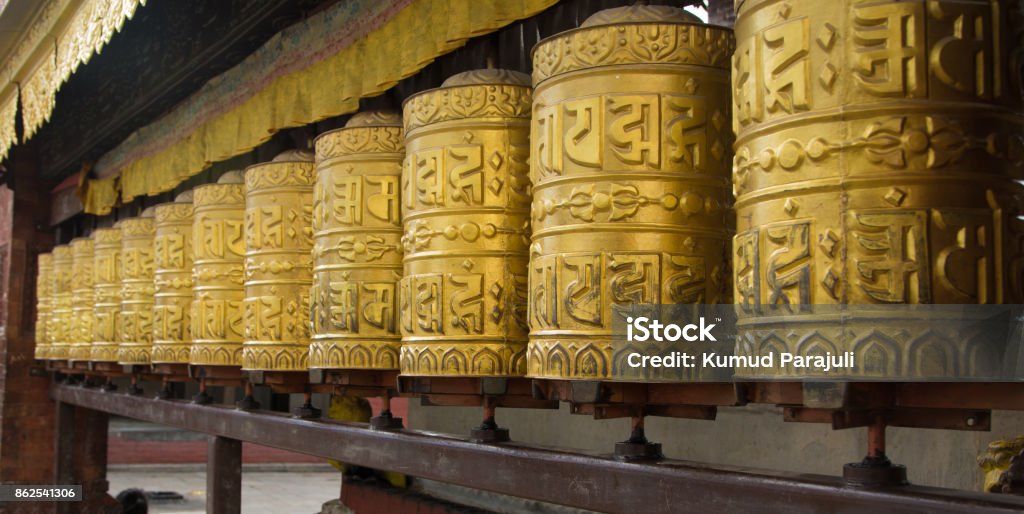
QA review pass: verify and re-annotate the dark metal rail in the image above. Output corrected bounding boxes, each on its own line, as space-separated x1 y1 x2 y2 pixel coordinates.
52 384 1024 514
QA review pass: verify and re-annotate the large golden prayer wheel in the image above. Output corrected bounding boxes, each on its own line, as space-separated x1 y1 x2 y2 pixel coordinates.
242 157 314 371
151 191 195 364
399 69 533 377
48 244 73 360
732 0 1024 379
527 6 735 381
68 237 96 361
311 112 404 370
118 211 156 365
34 252 53 360
191 172 246 367
91 227 122 362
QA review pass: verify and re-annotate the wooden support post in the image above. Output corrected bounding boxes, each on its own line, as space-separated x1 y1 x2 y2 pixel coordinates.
0 142 60 513
54 401 119 513
207 436 243 514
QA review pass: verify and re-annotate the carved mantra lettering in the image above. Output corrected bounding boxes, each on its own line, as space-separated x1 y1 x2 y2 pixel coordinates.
154 234 186 269
193 298 244 341
197 218 245 259
735 207 1010 306
398 273 510 336
319 281 397 334
734 2 1004 130
319 174 401 228
405 145 485 209
530 252 707 330
535 93 710 177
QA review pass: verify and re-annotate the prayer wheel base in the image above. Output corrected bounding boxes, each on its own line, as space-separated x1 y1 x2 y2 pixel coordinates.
469 426 510 444
309 369 399 398
613 441 663 462
532 380 738 420
190 365 244 387
292 403 322 419
152 363 191 382
843 458 908 488
91 361 129 378
235 395 261 411
398 376 558 410
369 412 404 431
245 370 308 394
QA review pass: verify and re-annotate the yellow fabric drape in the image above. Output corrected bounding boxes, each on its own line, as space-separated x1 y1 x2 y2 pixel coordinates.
83 174 118 215
85 0 556 214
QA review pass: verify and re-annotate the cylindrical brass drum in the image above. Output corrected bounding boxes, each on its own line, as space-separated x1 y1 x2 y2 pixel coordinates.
49 244 73 360
68 237 96 361
91 227 122 362
191 173 246 367
311 112 404 370
34 252 53 360
118 212 156 365
152 192 195 364
527 6 735 380
399 69 533 377
242 158 314 371
732 0 1024 379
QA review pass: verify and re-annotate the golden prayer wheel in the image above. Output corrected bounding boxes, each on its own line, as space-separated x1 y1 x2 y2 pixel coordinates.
732 0 1024 379
527 6 735 381
48 244 73 360
399 69 533 377
191 172 246 367
151 191 195 364
242 156 315 371
68 237 96 361
91 227 122 362
118 211 156 365
311 112 404 370
34 252 53 360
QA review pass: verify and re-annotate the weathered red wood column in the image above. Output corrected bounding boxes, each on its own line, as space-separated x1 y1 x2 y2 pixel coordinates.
207 436 243 514
0 143 118 513
0 143 58 512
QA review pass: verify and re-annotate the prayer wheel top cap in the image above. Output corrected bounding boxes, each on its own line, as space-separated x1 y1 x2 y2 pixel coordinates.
531 5 733 85
173 189 194 203
140 206 156 218
312 110 404 152
217 170 244 184
440 69 531 87
403 68 532 133
580 4 701 27
272 149 314 163
344 111 402 128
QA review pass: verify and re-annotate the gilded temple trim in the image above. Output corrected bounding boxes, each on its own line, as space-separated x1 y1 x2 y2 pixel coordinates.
532 22 736 85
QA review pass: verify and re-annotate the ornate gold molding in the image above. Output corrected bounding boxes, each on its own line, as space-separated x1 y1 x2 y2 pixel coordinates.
402 83 532 133
532 22 735 85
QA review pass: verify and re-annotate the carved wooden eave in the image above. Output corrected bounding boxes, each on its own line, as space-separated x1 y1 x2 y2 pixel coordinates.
0 0 147 160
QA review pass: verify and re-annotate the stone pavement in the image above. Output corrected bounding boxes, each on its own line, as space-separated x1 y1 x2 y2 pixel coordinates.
108 466 341 514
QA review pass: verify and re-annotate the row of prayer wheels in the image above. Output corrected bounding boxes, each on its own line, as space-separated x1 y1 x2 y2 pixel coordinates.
32 2 1024 381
